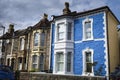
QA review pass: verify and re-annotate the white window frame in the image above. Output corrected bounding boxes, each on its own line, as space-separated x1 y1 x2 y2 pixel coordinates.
57 23 65 41
56 52 64 73
83 18 93 41
82 48 94 76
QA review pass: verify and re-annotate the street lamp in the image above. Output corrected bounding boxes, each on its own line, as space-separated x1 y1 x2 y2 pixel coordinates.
0 24 5 65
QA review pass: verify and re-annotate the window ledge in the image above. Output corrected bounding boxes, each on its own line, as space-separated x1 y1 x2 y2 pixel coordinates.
82 38 94 42
82 73 94 76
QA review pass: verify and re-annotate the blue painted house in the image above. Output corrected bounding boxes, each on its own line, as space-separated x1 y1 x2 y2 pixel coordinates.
50 2 120 77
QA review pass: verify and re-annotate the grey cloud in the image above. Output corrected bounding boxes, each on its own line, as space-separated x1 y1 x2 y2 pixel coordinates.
0 0 119 31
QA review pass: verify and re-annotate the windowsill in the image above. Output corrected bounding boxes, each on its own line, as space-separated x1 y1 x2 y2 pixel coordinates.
54 71 64 74
82 38 94 42
53 71 73 75
55 40 74 43
82 72 94 76
66 72 73 74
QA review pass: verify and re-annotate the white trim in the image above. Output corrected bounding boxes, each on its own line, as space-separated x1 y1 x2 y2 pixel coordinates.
82 48 94 76
75 38 105 44
82 18 93 41
103 12 109 77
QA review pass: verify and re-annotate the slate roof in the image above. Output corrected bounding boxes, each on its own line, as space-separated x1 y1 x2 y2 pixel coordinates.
0 32 12 39
33 17 50 30
53 6 120 24
0 28 30 39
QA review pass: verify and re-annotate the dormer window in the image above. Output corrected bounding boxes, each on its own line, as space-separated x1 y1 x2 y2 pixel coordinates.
34 32 39 46
83 18 93 40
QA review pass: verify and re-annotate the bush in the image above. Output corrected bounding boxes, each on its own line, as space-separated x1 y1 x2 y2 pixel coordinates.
110 65 120 79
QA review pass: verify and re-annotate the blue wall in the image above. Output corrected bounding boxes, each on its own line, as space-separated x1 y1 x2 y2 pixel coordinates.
74 12 106 76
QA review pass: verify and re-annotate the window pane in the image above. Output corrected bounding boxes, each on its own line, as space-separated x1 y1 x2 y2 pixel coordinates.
20 38 24 50
40 33 45 46
86 52 91 62
57 63 64 71
32 55 37 63
32 64 37 69
67 22 72 40
67 52 72 72
84 21 92 39
86 63 92 72
39 53 44 71
56 52 64 72
85 52 92 73
58 23 65 40
18 57 22 63
34 32 39 46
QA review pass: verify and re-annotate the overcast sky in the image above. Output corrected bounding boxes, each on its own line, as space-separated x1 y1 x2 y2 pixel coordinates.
0 0 120 31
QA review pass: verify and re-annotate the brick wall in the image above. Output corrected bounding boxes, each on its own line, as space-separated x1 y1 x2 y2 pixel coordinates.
20 72 106 80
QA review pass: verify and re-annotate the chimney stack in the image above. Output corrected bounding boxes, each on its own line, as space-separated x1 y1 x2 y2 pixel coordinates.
43 13 48 19
8 24 14 34
63 2 71 15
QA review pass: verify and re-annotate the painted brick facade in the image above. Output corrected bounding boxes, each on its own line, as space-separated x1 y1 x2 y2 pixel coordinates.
50 10 108 76
74 12 106 76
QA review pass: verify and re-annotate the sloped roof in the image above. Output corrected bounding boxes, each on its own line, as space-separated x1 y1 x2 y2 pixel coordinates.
53 6 120 24
33 17 50 30
0 28 29 39
13 29 28 38
0 32 12 39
